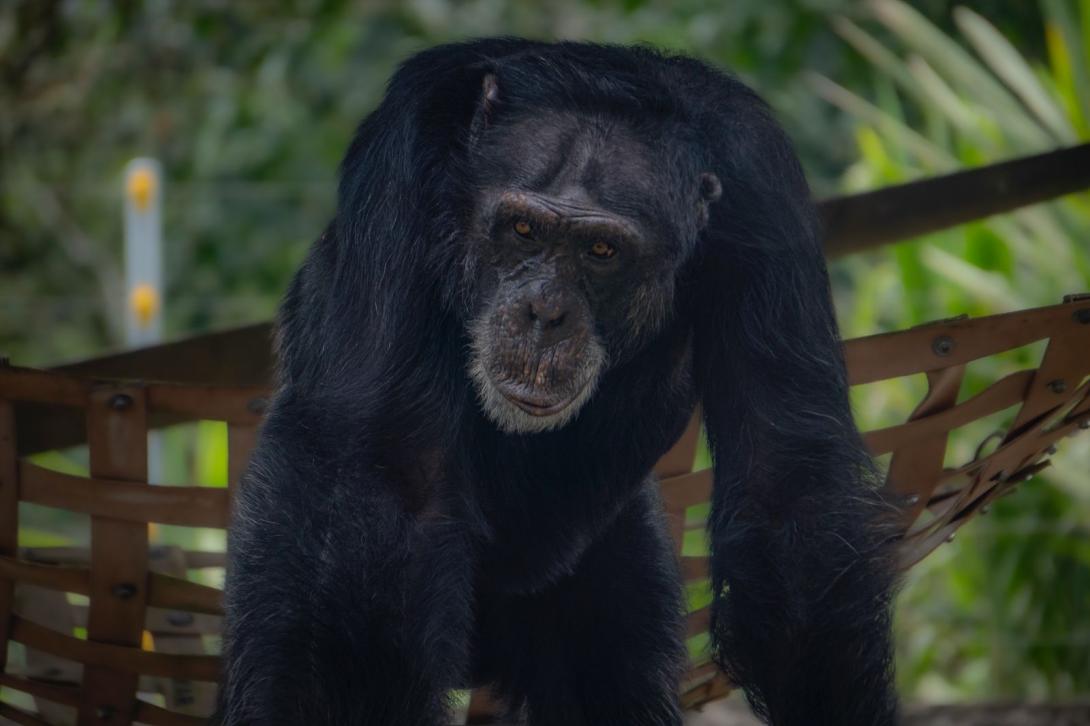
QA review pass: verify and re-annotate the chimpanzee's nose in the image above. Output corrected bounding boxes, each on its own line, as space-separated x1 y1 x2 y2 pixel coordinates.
524 290 573 345
528 297 567 329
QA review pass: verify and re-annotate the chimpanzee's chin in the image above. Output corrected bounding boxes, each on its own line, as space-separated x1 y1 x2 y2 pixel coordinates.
468 358 604 435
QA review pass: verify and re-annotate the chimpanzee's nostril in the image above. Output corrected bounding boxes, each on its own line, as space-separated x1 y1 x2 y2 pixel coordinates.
526 294 571 339
529 300 564 325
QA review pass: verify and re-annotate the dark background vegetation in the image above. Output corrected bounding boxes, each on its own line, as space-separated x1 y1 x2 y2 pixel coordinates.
0 0 1049 364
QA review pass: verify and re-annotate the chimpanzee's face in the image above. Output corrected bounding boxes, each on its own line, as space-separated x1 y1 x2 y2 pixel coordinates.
462 110 721 434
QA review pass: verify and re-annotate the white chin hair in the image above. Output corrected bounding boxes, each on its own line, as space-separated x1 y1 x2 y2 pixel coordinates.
468 355 604 435
477 378 596 434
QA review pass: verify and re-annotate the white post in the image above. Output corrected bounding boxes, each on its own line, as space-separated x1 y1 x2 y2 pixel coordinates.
123 159 163 345
123 158 164 483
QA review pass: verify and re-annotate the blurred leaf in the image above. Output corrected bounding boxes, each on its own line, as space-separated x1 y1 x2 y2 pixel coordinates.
955 7 1075 142
196 419 228 488
868 0 1052 148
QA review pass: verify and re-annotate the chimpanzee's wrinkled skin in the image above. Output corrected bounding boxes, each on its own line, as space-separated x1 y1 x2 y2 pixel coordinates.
220 39 900 726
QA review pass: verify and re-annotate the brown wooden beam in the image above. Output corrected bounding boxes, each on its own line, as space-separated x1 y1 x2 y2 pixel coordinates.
11 325 273 455
820 142 1090 257
54 322 274 386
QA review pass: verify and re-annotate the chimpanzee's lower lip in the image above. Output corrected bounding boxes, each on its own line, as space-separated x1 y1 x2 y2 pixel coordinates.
496 381 589 417
505 394 574 416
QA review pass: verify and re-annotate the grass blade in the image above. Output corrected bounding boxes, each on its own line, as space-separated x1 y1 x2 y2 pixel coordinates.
955 7 1076 143
868 0 1051 148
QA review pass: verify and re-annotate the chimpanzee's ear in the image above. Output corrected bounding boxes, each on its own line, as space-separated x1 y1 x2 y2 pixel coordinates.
696 172 722 228
469 73 500 148
480 73 500 119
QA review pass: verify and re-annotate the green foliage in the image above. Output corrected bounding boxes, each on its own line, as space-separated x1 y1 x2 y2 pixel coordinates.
1 0 897 367
818 0 1090 700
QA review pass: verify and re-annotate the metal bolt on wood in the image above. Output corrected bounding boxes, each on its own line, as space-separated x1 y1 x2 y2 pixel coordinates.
167 610 195 627
108 393 133 411
931 335 955 356
111 582 137 599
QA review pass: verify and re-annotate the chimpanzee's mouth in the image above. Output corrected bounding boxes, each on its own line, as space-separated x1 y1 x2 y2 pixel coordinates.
494 381 590 417
468 320 608 434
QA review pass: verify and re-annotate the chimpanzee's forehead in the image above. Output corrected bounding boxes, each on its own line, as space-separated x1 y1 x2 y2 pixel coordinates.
476 110 680 231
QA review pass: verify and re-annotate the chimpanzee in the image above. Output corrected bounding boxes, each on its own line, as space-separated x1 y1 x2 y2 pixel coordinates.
220 39 899 726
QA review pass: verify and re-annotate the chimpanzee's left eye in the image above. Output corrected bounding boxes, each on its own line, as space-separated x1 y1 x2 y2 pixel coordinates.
589 241 616 260
514 220 533 239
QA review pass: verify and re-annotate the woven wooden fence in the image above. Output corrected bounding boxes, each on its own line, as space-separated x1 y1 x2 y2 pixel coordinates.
1 295 1088 724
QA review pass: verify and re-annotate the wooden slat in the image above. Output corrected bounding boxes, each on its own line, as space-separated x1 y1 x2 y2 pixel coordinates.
21 547 227 571
227 424 258 488
133 700 208 726
19 462 229 528
1005 318 1090 436
80 385 150 725
147 572 223 616
680 556 709 582
821 143 1090 257
680 673 732 710
686 607 711 638
10 616 219 682
179 551 226 570
147 385 266 426
0 368 89 408
0 556 90 595
659 469 713 513
465 687 501 725
227 422 258 519
20 546 92 564
0 671 81 707
145 608 222 637
0 701 51 726
15 587 81 721
653 409 702 478
845 301 1086 384
0 397 16 674
862 370 1033 455
0 556 222 617
682 661 719 685
55 604 222 638
146 546 219 717
55 323 274 387
886 367 964 523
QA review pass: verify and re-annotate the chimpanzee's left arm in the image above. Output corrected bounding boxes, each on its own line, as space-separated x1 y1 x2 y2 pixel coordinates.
687 75 900 726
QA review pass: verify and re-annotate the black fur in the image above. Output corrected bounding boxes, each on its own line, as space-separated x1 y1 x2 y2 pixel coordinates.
221 39 899 725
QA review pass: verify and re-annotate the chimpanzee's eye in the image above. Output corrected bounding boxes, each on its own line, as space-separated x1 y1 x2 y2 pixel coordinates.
514 220 533 238
589 241 616 260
